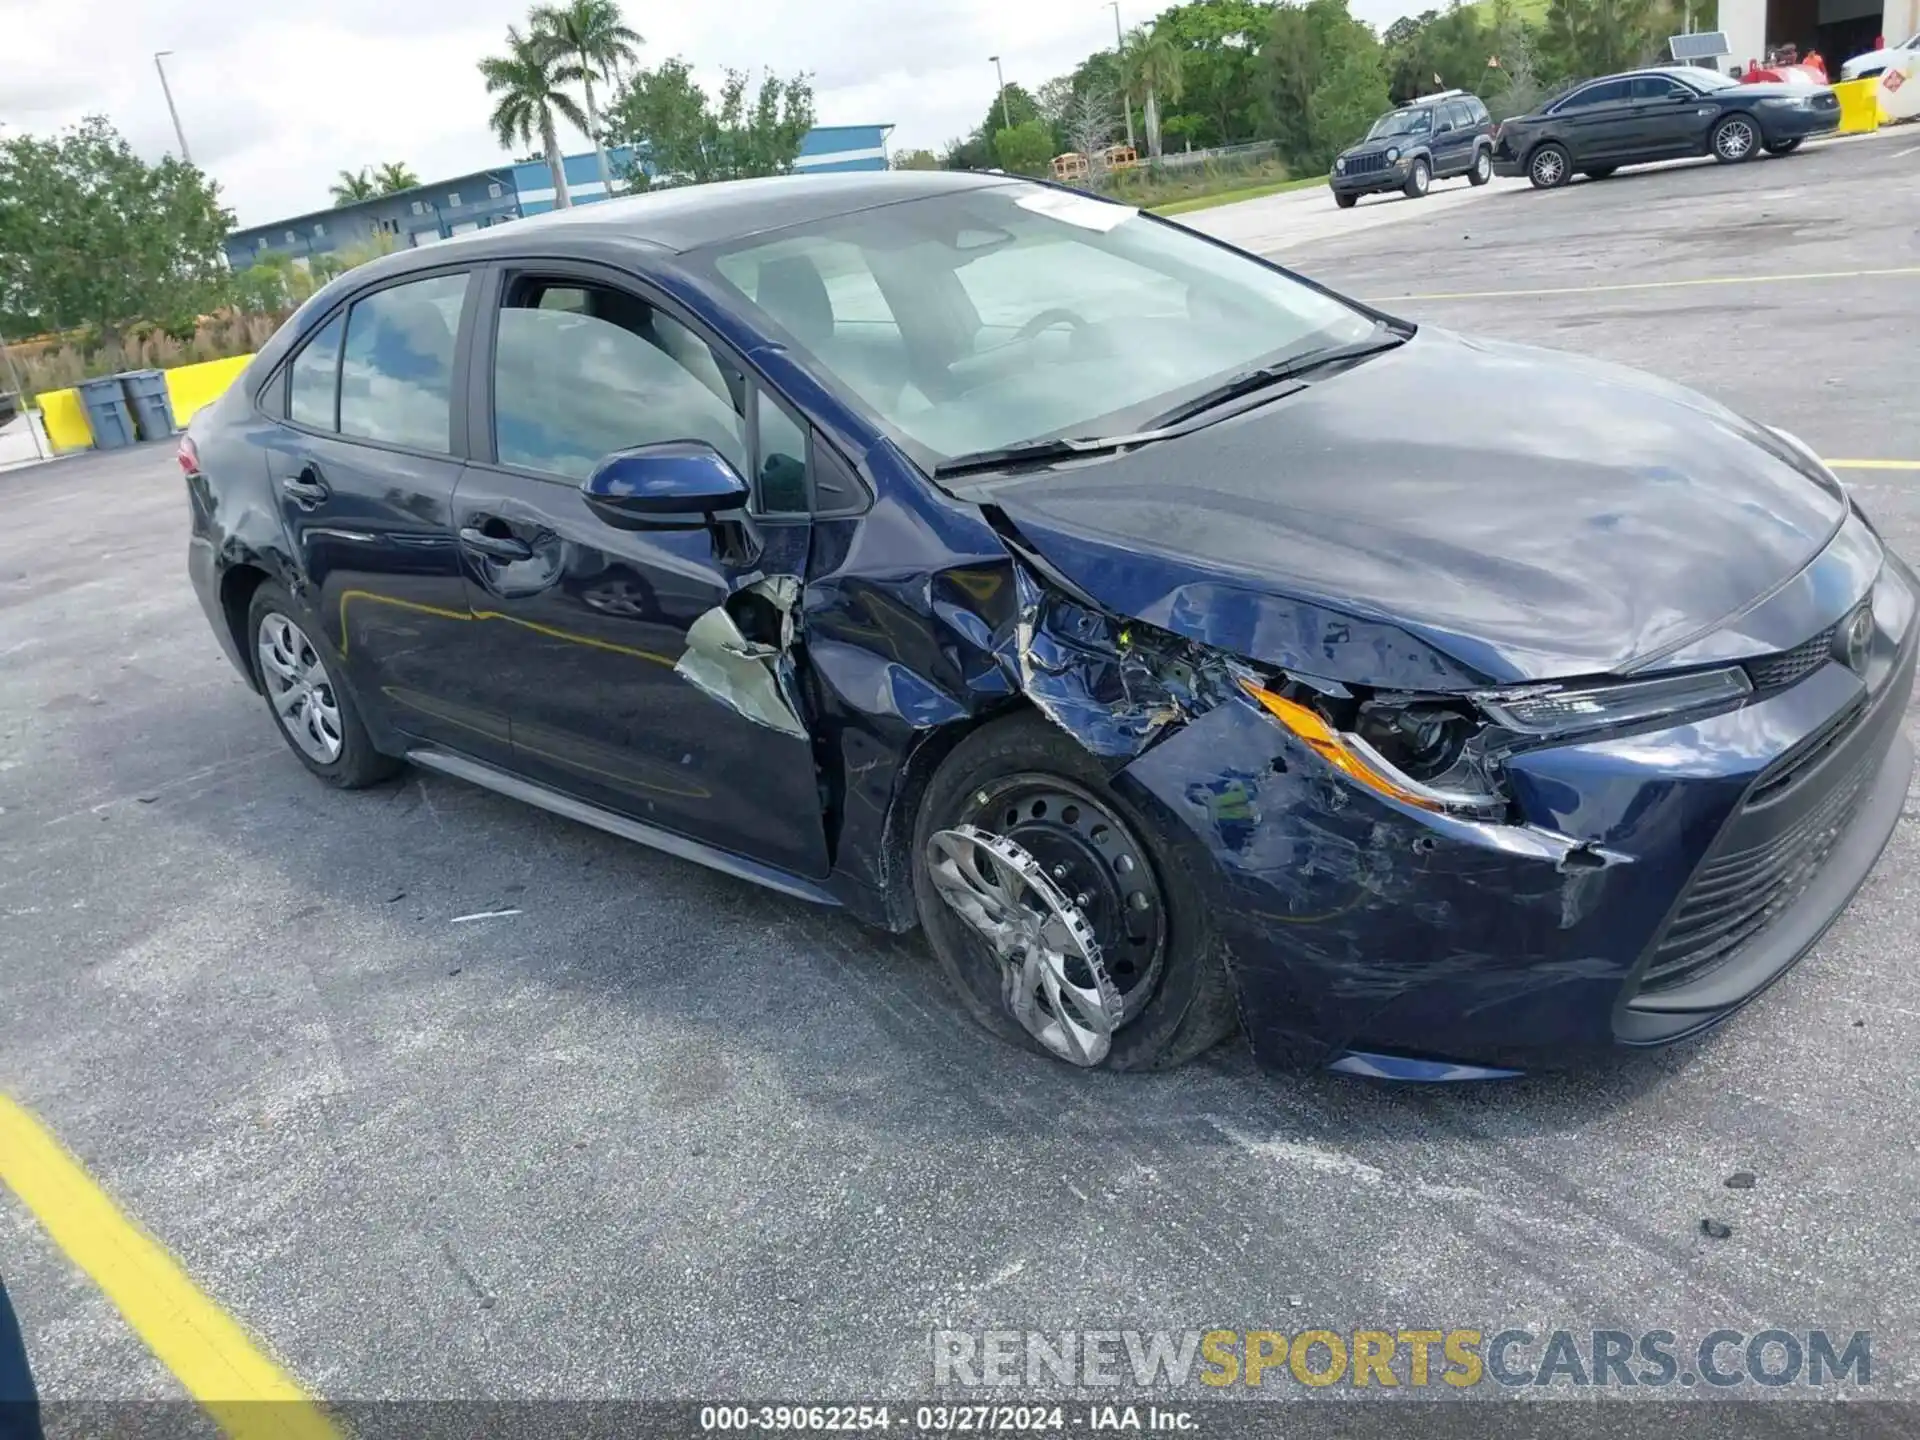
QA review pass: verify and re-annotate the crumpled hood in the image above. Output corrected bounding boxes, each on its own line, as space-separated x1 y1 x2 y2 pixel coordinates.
980 329 1847 687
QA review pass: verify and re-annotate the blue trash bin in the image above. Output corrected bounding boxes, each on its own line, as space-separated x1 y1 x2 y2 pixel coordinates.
118 369 178 442
77 376 136 450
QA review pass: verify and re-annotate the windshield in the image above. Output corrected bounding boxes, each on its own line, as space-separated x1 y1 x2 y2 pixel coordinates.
1367 108 1434 138
694 184 1375 465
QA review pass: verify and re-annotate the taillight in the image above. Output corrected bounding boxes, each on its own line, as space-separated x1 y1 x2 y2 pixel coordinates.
177 435 200 476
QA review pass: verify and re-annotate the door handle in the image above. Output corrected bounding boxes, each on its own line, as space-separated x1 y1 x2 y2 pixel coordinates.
281 465 329 506
459 525 533 562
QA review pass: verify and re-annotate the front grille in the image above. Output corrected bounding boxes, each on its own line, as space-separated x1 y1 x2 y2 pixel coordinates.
1638 735 1877 993
1344 152 1390 176
1744 624 1835 693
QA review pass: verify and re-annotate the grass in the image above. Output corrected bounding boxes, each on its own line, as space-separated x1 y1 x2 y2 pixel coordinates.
1148 173 1329 215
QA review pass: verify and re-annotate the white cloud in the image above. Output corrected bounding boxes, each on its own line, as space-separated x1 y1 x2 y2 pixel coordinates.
0 0 1414 227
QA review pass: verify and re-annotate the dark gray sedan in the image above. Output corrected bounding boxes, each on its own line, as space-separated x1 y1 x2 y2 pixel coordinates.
1493 66 1840 188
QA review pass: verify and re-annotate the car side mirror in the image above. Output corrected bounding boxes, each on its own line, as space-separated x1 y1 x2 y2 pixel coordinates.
580 441 751 528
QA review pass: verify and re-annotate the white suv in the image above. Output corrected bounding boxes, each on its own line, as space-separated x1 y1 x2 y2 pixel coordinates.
1841 31 1920 79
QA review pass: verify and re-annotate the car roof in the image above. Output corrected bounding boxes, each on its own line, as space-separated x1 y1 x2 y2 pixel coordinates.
417 168 1021 265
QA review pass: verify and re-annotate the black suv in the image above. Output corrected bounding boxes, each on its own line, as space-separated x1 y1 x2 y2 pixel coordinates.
1329 91 1495 207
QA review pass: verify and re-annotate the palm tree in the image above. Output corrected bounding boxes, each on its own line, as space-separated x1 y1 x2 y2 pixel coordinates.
329 167 377 206
531 0 643 201
479 25 588 209
1122 25 1186 159
373 161 420 194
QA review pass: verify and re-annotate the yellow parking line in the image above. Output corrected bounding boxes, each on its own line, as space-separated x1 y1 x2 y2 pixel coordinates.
1824 459 1920 471
1370 265 1920 303
0 1095 339 1440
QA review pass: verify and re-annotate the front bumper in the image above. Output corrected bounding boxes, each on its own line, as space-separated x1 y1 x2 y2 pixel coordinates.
1114 547 1917 1075
1330 162 1411 196
1760 102 1842 141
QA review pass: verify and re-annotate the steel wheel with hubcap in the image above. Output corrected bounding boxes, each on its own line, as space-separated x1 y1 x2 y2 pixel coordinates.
246 581 400 788
1403 157 1431 198
911 712 1237 1072
1469 149 1492 185
259 612 343 765
1712 115 1757 163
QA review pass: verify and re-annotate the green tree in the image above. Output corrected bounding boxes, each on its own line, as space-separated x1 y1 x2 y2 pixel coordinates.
606 59 814 185
479 24 588 208
531 0 643 199
1259 0 1388 172
330 167 377 205
372 162 420 194
892 147 942 169
1122 24 1187 157
1540 0 1676 79
0 116 233 344
1151 0 1273 147
993 119 1056 174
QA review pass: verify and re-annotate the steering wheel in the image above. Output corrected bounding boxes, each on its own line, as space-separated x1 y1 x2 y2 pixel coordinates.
1015 307 1090 344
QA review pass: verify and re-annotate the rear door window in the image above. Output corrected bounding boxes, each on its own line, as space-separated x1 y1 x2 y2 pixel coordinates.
337 272 468 453
1558 79 1632 109
287 314 344 430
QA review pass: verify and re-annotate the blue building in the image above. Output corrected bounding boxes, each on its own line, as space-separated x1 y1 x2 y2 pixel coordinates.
228 128 894 269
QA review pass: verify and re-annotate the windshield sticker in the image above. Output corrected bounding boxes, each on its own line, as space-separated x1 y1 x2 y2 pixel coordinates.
1015 191 1137 232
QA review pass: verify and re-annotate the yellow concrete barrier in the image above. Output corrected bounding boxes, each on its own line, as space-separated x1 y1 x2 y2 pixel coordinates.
33 352 256 452
164 354 254 427
1833 78 1883 134
36 387 92 453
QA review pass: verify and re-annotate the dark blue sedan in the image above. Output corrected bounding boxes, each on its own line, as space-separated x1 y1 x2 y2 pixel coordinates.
183 170 1916 1081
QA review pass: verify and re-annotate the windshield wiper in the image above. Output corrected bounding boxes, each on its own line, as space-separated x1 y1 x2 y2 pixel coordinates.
933 431 1170 479
1144 322 1409 429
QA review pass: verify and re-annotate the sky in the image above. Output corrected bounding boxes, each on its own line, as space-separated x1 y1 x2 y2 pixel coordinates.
0 0 1411 228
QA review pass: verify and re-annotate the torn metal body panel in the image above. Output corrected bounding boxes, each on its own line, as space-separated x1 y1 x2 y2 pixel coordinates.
674 577 809 740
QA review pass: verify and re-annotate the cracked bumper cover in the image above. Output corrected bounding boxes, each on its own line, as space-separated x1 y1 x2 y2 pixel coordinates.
1108 615 1916 1073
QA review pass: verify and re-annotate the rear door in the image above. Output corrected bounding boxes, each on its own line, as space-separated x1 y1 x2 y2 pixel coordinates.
262 268 512 761
1550 78 1638 162
1433 101 1476 174
450 262 832 878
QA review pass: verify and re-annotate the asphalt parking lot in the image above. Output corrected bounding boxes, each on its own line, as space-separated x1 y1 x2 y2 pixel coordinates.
3 132 1919 1417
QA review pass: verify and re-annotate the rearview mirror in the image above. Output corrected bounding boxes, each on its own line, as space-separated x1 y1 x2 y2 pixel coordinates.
580 441 751 527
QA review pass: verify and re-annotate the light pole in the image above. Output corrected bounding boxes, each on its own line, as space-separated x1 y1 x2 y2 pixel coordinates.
1103 3 1136 150
153 51 193 165
988 56 1012 133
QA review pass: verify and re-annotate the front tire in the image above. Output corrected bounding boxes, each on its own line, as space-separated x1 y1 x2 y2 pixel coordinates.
1528 142 1571 189
911 712 1237 1072
1469 148 1492 185
1764 136 1804 155
1711 114 1758 163
1403 157 1431 198
1334 191 1358 209
247 581 399 789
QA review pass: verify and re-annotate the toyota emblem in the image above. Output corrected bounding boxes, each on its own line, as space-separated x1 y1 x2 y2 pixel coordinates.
1835 603 1875 674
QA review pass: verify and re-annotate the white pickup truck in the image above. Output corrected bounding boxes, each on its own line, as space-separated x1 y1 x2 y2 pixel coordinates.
1841 30 1920 79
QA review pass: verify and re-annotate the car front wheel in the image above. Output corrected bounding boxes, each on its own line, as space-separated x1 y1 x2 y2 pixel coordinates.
1469 149 1492 185
911 712 1237 1072
1403 157 1431 198
248 581 399 788
1334 191 1358 209
1528 142 1571 189
1711 114 1758 163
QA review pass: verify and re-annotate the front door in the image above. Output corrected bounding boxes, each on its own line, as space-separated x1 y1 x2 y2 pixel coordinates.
263 268 511 762
1628 75 1716 154
453 266 830 878
1556 78 1640 163
1432 101 1474 175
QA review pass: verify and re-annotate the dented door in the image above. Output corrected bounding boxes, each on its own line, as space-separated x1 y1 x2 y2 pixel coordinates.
449 464 830 878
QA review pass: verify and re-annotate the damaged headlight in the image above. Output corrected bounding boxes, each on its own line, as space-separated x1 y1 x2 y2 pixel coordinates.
1240 664 1755 819
1239 680 1505 817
